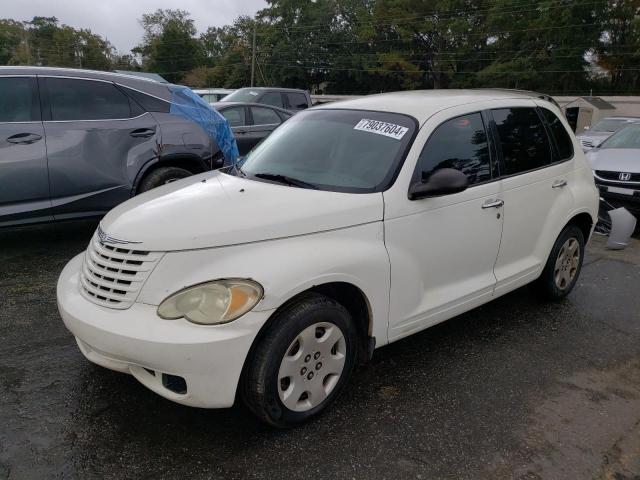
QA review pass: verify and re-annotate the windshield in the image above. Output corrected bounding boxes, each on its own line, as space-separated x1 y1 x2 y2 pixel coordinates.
591 118 638 133
220 88 263 103
600 124 640 149
236 109 416 193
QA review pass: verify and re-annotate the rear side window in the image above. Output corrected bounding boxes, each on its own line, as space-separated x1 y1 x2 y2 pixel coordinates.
540 108 574 161
287 92 308 109
46 78 132 121
121 86 170 113
251 107 281 125
0 77 39 122
220 106 246 127
415 113 491 185
260 92 284 108
492 107 552 175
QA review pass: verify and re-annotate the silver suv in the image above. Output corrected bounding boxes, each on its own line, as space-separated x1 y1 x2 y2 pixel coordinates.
0 67 226 227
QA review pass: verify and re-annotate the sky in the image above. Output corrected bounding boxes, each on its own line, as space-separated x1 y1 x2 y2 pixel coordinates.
2 0 268 53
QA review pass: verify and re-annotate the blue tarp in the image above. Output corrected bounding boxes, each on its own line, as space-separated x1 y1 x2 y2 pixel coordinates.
169 85 239 166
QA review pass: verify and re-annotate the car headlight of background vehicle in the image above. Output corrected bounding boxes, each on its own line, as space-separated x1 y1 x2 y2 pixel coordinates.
157 279 263 325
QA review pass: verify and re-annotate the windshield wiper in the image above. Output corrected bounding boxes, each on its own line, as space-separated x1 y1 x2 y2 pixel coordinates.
232 163 246 177
253 173 319 190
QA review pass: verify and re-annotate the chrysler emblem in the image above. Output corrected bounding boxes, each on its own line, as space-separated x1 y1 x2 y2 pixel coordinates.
97 225 141 245
619 172 631 181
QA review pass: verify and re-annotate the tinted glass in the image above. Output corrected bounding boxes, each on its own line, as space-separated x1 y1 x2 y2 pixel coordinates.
121 86 170 113
492 107 552 175
287 92 308 109
540 108 573 160
47 78 131 121
0 77 38 122
415 113 491 185
601 124 640 149
239 109 416 193
220 106 246 127
260 92 284 108
251 106 281 125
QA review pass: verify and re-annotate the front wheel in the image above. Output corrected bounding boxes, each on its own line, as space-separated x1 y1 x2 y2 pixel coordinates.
138 166 192 193
242 293 358 428
537 225 585 300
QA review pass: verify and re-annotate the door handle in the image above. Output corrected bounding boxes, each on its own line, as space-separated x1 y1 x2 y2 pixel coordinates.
552 179 567 189
6 133 42 144
482 199 504 209
129 128 155 138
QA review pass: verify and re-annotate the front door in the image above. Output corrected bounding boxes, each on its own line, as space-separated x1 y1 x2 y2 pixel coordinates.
385 110 504 341
0 76 51 226
41 76 159 220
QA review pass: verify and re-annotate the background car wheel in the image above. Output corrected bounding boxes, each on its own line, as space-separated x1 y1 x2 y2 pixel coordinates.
138 166 192 193
242 292 359 428
537 224 585 300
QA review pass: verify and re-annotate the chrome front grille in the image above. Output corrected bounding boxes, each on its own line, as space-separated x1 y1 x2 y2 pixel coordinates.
79 233 163 309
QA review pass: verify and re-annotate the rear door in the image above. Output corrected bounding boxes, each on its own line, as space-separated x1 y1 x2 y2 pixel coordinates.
489 104 575 296
41 76 160 220
0 76 51 226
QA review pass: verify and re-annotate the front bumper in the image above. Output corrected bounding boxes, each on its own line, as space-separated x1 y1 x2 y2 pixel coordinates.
594 180 640 215
57 253 273 408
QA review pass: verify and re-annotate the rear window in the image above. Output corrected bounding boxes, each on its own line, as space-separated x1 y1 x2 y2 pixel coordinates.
47 78 132 121
492 107 552 176
540 108 574 161
287 92 308 109
251 106 281 125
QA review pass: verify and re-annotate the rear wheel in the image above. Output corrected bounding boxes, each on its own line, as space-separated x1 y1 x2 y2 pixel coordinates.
138 166 192 193
537 225 585 300
242 293 358 428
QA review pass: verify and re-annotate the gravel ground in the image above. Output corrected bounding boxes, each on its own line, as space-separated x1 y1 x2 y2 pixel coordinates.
1 221 639 480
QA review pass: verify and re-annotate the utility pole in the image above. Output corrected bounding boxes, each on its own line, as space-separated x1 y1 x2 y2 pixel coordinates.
250 22 256 87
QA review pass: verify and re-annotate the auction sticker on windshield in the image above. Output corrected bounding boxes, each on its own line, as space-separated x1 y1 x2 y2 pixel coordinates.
354 119 408 140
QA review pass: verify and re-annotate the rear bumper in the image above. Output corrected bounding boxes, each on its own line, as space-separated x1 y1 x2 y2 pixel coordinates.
57 253 273 408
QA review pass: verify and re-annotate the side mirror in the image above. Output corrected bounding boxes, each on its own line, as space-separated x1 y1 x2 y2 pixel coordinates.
408 168 469 200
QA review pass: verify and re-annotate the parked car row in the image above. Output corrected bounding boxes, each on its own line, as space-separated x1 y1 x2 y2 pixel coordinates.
57 89 599 427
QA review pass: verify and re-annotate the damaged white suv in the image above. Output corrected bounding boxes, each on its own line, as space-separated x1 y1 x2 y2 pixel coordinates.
58 90 598 427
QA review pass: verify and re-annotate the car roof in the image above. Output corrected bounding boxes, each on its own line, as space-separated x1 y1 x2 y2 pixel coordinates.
0 66 173 101
233 87 309 93
212 101 293 114
312 89 557 124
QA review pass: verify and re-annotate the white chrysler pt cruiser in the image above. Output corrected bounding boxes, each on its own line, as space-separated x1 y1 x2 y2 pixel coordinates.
58 90 598 427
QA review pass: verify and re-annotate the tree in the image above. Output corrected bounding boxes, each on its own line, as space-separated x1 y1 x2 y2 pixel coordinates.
134 9 203 83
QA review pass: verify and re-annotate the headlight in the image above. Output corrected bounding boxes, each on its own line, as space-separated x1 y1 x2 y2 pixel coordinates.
157 279 263 325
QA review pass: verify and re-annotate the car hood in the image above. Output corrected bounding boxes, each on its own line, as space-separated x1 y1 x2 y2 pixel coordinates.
99 171 384 251
577 131 611 146
586 148 640 172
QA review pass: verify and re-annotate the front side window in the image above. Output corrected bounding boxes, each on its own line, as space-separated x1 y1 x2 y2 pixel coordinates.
0 77 39 122
492 107 552 176
238 109 416 192
540 108 574 161
47 78 132 121
260 92 284 108
600 124 640 149
251 106 281 125
220 106 246 127
415 113 491 185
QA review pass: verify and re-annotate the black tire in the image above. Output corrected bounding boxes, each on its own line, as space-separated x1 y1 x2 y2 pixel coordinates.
242 293 359 428
138 166 192 193
537 224 585 300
